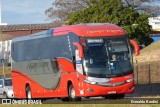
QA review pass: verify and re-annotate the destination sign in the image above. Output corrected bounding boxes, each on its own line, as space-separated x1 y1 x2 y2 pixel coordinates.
87 39 104 44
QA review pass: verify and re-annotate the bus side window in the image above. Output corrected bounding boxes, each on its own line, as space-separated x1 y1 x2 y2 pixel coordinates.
51 59 59 73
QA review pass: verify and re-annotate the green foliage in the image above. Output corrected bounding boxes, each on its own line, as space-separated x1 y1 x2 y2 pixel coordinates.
68 0 153 46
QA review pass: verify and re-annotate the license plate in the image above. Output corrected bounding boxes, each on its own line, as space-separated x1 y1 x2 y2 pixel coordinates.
108 91 116 94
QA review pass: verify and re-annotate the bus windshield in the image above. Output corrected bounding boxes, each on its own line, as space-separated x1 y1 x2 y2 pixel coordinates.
82 36 133 78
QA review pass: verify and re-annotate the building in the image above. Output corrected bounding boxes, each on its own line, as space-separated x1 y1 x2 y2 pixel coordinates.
149 16 160 31
0 23 59 66
149 16 160 42
0 23 59 37
0 40 11 66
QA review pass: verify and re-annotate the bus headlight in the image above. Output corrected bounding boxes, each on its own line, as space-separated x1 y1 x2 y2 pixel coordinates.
81 78 97 85
90 81 96 84
126 78 134 83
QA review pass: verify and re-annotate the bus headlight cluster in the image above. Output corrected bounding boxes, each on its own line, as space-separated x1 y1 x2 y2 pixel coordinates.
81 78 97 85
126 78 134 83
84 80 96 85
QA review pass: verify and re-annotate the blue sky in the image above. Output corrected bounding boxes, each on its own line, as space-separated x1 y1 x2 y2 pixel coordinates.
1 0 54 24
1 0 160 25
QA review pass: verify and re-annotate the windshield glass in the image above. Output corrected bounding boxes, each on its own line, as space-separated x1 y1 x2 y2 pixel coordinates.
82 36 133 78
4 79 12 86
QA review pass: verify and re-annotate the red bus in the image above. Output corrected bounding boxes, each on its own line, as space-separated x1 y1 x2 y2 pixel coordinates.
11 23 139 101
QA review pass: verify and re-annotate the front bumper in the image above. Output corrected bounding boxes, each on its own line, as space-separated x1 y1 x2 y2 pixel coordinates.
78 81 135 97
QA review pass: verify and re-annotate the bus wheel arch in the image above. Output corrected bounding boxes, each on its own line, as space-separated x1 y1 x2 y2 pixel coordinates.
25 83 32 99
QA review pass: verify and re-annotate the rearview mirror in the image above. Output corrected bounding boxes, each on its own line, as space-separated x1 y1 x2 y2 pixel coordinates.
130 40 140 56
73 42 84 58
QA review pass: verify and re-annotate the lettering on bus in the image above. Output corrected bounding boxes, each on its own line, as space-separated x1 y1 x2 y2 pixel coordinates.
85 29 122 34
27 62 49 70
87 39 104 44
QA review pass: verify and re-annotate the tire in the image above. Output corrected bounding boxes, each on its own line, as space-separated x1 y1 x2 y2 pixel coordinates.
85 97 90 99
68 84 81 101
118 94 125 99
3 92 8 99
26 86 32 100
61 97 69 102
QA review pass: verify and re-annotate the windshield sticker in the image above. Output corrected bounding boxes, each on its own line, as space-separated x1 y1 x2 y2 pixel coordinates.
87 39 104 44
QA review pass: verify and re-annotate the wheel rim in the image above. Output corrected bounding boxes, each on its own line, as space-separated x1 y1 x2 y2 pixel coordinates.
70 86 75 99
27 90 32 99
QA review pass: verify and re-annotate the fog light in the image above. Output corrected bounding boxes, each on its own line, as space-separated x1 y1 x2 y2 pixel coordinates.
87 88 94 93
128 86 134 91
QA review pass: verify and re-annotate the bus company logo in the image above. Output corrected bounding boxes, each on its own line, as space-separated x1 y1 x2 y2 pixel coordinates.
27 62 49 70
2 99 42 104
2 99 11 104
85 30 122 34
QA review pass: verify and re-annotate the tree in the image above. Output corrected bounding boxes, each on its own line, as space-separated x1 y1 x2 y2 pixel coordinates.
45 0 159 23
122 0 151 9
122 0 160 16
68 0 153 46
45 0 90 22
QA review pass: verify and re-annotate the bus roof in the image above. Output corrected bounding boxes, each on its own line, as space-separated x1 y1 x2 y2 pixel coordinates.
12 29 54 42
12 23 126 42
53 23 126 37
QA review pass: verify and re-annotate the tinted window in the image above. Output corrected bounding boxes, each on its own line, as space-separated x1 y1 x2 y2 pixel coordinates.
12 33 79 61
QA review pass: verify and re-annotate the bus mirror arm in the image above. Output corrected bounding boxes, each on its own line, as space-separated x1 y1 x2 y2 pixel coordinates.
130 39 140 56
73 42 84 58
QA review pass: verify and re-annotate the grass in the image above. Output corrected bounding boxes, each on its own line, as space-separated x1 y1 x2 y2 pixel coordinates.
140 41 160 53
134 41 160 62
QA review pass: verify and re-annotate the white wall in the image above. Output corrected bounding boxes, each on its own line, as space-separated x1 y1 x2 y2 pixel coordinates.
0 40 11 66
149 16 160 31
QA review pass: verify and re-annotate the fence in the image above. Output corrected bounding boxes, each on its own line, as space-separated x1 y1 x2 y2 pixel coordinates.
134 61 160 84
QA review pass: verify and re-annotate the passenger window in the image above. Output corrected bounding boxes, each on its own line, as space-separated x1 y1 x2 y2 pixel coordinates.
51 59 59 73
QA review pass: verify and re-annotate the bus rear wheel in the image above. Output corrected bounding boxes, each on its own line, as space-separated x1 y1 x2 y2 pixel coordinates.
69 84 81 101
26 86 32 99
